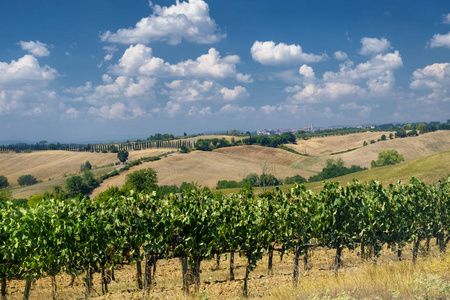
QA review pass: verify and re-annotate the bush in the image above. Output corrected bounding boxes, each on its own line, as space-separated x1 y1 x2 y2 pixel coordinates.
18 174 37 186
80 161 92 172
0 175 8 189
122 168 158 193
284 175 307 185
371 150 405 168
309 159 367 182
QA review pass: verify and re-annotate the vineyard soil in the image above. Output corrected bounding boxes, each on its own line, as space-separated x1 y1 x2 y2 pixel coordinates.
4 243 449 299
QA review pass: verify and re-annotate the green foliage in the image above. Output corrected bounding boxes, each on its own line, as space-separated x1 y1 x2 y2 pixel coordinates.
28 194 43 207
284 174 307 184
109 144 118 153
1 177 449 298
395 128 407 138
80 161 92 172
371 149 405 168
0 175 8 189
18 174 38 186
65 170 99 196
215 172 283 190
180 145 190 153
147 133 175 141
194 138 231 151
117 150 129 163
309 159 367 182
123 168 158 193
242 132 296 148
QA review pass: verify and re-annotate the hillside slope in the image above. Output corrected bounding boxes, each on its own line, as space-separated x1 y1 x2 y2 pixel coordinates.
91 145 313 197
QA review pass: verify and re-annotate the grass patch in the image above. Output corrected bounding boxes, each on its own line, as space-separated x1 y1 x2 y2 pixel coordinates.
330 147 360 155
278 144 310 156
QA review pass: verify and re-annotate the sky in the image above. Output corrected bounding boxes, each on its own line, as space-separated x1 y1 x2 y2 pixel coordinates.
0 0 449 143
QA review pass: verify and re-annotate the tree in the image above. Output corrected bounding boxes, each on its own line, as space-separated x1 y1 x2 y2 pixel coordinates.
118 150 129 163
371 149 405 168
80 161 92 172
0 176 8 189
18 174 37 186
123 168 158 193
284 175 307 184
381 134 386 141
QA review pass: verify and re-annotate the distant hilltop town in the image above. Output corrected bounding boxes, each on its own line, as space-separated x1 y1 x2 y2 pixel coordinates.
256 124 369 135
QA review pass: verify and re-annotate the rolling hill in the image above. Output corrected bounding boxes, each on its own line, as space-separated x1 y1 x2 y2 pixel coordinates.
1 131 449 199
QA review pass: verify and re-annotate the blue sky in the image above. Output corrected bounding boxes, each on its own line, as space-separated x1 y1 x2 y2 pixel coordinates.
0 0 449 143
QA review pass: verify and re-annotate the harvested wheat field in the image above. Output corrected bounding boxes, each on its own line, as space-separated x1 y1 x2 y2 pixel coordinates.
0 149 173 186
92 145 312 197
4 242 450 299
288 131 450 172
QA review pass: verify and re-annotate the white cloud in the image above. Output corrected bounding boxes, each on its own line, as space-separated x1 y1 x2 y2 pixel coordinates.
443 13 450 24
334 51 348 60
111 45 240 79
251 41 326 65
429 32 450 48
339 102 371 118
220 86 249 101
219 103 255 114
286 82 364 104
410 63 450 102
88 102 145 119
165 100 181 116
188 106 212 116
299 64 315 79
367 70 395 94
323 51 402 82
19 41 50 57
101 0 225 45
236 73 253 83
0 55 58 86
62 107 80 119
164 79 216 102
359 37 391 55
103 46 118 61
260 105 278 115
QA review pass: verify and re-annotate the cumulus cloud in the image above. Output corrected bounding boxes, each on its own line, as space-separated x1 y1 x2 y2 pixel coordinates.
19 41 50 57
299 64 315 79
0 55 57 86
188 106 212 116
359 37 391 55
88 102 145 119
110 45 240 79
103 45 118 61
165 100 181 116
285 49 402 104
251 41 326 65
323 51 402 82
101 0 225 45
220 86 249 101
410 63 450 102
236 73 253 83
429 32 450 48
164 79 217 102
334 51 348 60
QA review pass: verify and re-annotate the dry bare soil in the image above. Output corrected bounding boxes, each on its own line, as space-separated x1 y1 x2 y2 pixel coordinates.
4 242 450 299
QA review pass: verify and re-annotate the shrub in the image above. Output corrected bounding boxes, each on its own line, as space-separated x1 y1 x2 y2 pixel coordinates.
18 174 38 186
371 149 405 168
0 175 8 189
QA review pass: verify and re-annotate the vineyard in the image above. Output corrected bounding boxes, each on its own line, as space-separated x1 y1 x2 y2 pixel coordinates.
1 177 450 299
